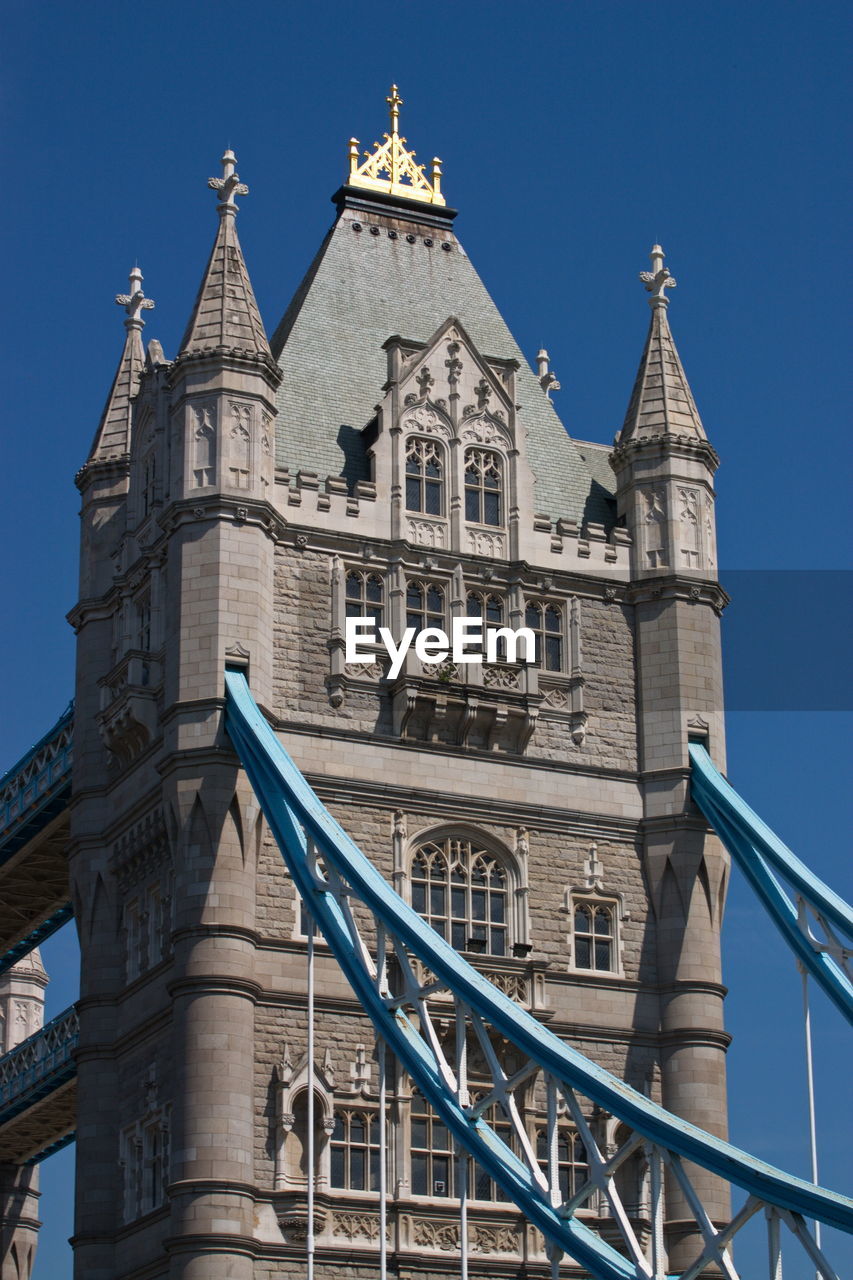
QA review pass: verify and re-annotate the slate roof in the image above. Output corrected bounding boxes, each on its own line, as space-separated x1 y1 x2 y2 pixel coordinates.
270 193 610 526
180 210 272 357
619 303 706 442
87 325 145 462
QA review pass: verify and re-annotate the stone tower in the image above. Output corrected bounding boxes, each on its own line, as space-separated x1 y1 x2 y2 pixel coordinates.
0 953 47 1280
68 91 729 1278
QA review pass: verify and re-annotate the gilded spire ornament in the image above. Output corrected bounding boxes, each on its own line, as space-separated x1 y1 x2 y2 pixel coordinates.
639 244 677 308
347 84 445 206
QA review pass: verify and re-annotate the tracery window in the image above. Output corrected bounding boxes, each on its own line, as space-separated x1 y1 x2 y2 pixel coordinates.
466 591 506 660
411 838 508 956
536 1123 588 1199
330 1108 380 1192
573 900 616 972
406 580 445 634
345 570 384 625
525 601 564 672
120 1112 170 1222
464 448 503 526
411 1091 454 1196
406 437 444 515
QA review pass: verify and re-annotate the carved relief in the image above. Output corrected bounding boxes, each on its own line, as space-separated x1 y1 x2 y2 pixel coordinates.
229 402 252 488
460 412 511 448
407 517 447 549
704 493 716 568
678 486 701 566
192 404 217 488
467 528 505 558
642 487 667 568
400 402 452 439
412 1219 460 1250
483 665 521 690
333 1211 385 1242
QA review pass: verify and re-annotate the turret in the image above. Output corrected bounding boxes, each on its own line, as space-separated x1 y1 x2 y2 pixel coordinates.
612 247 730 1268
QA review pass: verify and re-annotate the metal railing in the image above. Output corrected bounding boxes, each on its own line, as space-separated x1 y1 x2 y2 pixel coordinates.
0 703 74 859
0 1005 79 1125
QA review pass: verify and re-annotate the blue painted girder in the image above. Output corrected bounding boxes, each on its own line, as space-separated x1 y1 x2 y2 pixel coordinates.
224 671 853 1274
689 743 853 1023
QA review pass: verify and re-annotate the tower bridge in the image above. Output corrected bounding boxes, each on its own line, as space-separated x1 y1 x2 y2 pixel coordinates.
0 87 850 1280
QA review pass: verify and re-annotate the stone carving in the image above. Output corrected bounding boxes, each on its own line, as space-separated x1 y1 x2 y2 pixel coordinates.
192 404 217 488
467 529 505 558
483 664 520 690
678 486 701 566
407 517 447 549
642 486 667 568
472 1223 518 1254
415 366 434 395
344 662 383 682
445 341 463 385
460 412 511 448
484 970 528 1002
333 1211 384 1241
401 402 451 438
704 492 716 568
412 1218 459 1250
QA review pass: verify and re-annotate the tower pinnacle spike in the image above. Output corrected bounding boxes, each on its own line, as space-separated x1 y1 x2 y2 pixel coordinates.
639 243 677 308
115 265 155 330
387 83 403 135
208 148 249 214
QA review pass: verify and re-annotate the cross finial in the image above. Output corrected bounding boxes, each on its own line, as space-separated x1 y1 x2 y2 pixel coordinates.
115 265 155 329
639 244 677 308
387 84 403 135
208 148 249 214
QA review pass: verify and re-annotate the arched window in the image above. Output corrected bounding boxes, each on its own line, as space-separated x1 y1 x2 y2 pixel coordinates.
411 838 508 956
406 581 445 634
345 570 384 624
331 1108 380 1191
525 601 564 672
464 449 503 526
411 1091 453 1196
573 901 615 972
467 591 506 659
536 1123 588 1199
406 437 444 515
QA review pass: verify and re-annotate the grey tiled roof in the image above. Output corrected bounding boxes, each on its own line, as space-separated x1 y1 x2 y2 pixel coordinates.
180 213 272 357
270 204 605 525
87 328 144 461
620 304 705 442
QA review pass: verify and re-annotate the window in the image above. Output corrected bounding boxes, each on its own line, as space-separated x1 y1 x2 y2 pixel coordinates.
525 602 563 672
411 1091 453 1196
331 1108 380 1191
536 1124 588 1200
464 449 503 526
135 594 151 653
406 437 444 515
573 901 615 972
466 591 506 660
345 570 384 625
142 453 156 518
121 1113 170 1222
412 838 508 956
406 580 445 633
469 1097 514 1202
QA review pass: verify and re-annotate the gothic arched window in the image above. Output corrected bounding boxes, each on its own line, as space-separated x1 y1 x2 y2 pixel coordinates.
525 601 564 672
573 901 616 972
406 437 444 516
464 448 503 526
411 837 508 956
406 580 445 633
467 591 506 659
536 1123 588 1199
345 570 384 625
330 1108 380 1192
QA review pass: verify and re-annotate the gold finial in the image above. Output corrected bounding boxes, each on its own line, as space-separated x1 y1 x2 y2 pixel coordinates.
387 84 403 135
346 84 446 207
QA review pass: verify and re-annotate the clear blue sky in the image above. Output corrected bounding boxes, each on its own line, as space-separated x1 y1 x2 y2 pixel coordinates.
2 2 850 1275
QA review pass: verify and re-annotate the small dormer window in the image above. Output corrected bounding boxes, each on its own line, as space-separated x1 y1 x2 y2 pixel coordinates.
406 437 444 516
464 449 503 526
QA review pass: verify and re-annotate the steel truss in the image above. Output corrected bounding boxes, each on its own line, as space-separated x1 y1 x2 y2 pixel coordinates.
225 671 852 1280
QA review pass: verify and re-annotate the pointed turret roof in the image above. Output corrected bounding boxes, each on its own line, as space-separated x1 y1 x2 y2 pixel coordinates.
179 150 271 358
618 245 706 444
86 267 155 462
269 88 611 526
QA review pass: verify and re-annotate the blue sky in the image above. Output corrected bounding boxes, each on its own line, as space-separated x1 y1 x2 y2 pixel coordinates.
2 1 850 1275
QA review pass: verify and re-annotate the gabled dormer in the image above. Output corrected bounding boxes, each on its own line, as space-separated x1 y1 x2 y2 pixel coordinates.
369 316 536 560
